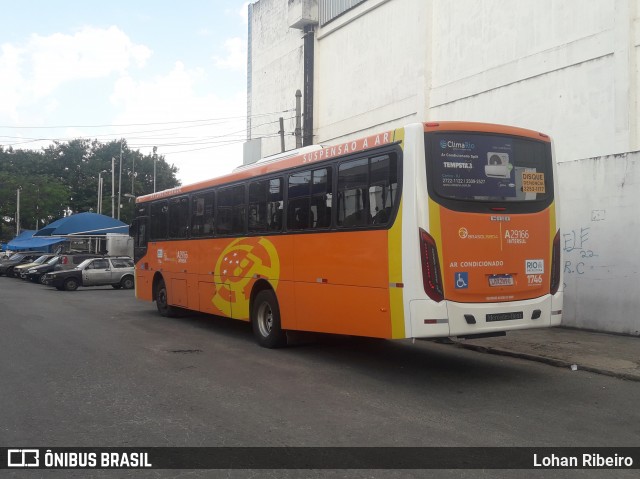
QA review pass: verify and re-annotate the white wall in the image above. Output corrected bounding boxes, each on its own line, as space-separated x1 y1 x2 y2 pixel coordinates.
314 0 428 142
558 152 640 335
249 0 305 152
427 0 639 335
429 0 637 163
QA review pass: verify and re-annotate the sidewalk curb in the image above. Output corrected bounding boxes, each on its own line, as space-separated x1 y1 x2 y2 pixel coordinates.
452 342 640 382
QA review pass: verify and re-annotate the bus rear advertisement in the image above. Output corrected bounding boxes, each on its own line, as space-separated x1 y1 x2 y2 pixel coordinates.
132 121 562 347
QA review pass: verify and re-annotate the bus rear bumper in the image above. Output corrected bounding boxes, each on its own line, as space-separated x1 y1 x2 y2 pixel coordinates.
410 295 560 339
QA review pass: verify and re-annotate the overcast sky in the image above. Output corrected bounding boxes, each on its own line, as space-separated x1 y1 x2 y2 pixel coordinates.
0 1 267 186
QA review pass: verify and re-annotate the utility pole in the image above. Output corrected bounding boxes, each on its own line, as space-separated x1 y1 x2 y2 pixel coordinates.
117 141 123 220
35 186 39 231
153 146 158 193
97 172 104 215
279 117 285 152
302 25 315 146
295 90 302 149
16 188 20 236
111 157 115 218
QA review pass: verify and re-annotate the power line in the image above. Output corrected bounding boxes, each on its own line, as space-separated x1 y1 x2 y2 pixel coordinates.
0 113 295 149
0 109 295 129
1 116 295 158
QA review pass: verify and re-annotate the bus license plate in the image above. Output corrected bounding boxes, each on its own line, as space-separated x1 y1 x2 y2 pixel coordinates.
486 312 524 322
488 274 514 287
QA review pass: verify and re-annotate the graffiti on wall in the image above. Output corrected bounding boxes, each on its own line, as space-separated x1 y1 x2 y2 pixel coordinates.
562 210 605 288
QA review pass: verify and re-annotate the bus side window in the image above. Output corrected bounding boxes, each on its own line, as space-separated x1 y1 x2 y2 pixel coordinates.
268 178 283 232
150 201 168 240
135 218 148 247
191 191 215 237
217 185 245 235
311 168 332 229
288 170 311 230
249 178 282 233
338 158 368 228
369 154 397 225
168 196 189 238
288 168 331 231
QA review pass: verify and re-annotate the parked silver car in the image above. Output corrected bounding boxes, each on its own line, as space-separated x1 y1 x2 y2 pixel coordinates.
44 256 135 291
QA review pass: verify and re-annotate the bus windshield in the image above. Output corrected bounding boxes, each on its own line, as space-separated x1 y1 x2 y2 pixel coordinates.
427 132 552 203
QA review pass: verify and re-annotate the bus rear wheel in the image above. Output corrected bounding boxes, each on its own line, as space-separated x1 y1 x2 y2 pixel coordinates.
251 290 287 348
156 278 178 318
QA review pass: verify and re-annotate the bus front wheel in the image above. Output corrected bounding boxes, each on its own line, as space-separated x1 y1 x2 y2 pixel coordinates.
251 290 287 348
156 278 178 318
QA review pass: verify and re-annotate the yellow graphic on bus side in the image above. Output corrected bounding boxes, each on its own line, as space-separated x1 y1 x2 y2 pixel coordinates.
212 237 280 319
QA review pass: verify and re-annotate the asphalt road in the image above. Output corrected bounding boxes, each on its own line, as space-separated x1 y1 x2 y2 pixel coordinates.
1 276 639 478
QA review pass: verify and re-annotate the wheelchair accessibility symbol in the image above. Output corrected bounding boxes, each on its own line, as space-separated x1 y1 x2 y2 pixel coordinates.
455 272 469 289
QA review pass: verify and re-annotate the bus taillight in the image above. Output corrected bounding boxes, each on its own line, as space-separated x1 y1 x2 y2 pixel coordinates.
419 228 444 302
550 229 561 295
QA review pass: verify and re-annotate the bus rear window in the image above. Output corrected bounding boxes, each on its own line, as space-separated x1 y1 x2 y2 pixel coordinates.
427 132 552 203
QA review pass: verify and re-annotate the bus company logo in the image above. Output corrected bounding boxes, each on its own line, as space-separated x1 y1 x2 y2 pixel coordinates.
211 237 280 319
457 227 499 241
440 139 475 150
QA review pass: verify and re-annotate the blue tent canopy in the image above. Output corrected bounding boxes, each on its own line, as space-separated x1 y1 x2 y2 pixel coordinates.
6 214 128 252
6 230 67 252
11 229 36 241
33 212 128 237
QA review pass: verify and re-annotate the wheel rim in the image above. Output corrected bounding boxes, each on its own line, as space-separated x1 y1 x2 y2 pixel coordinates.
67 280 76 289
125 279 133 289
39 275 46 284
256 301 273 338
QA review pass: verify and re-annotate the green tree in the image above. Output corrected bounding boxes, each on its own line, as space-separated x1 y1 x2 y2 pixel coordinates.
0 140 180 241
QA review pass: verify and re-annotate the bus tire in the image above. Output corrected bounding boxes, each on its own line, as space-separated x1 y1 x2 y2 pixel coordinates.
156 278 178 318
251 289 287 348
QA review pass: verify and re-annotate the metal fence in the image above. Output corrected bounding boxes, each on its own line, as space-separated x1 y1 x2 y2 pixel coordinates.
319 0 368 26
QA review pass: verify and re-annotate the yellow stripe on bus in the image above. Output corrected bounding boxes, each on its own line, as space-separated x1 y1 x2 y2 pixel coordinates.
389 127 405 339
388 200 404 338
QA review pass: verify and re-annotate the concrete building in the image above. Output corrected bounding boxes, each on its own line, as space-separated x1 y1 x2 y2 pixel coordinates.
246 0 640 335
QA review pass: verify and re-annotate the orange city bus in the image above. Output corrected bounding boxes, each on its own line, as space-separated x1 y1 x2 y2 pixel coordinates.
131 121 563 348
